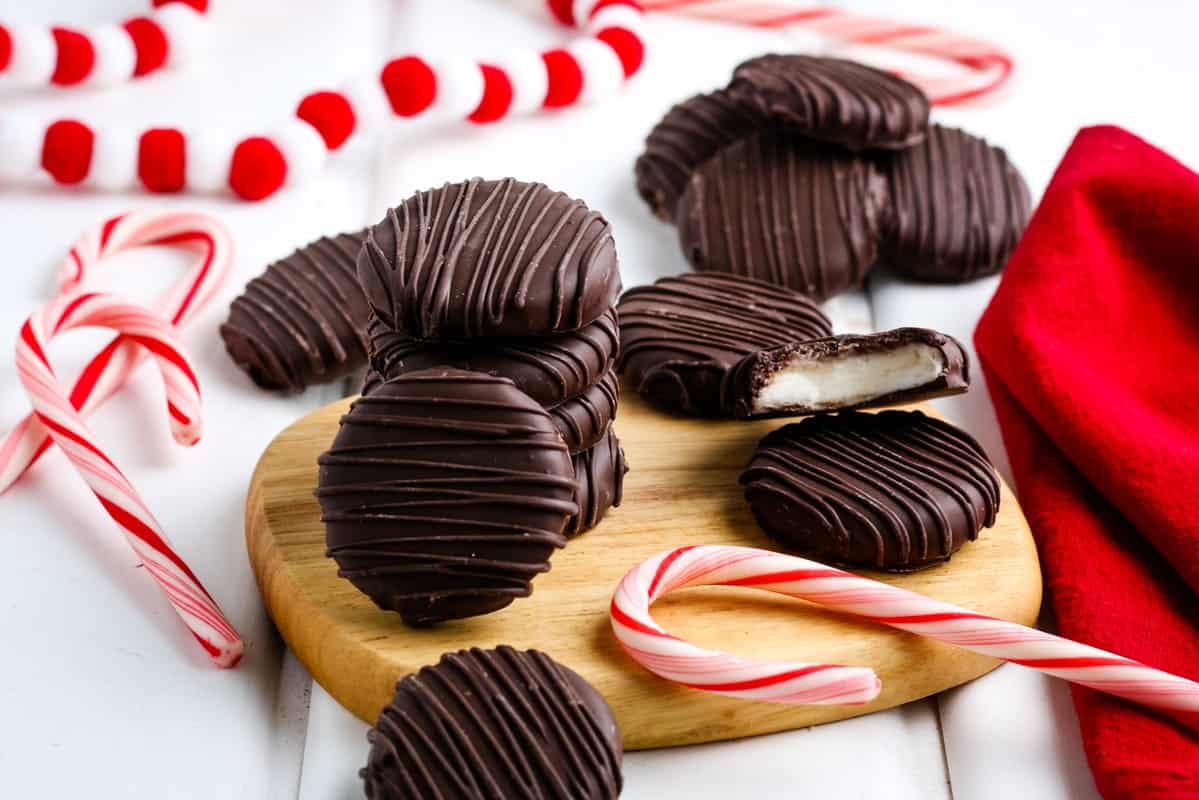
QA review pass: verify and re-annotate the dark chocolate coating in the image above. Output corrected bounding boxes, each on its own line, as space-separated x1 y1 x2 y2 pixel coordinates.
883 124 1033 282
634 88 772 222
676 131 889 301
566 427 627 538
220 230 369 392
730 328 970 419
363 646 622 800
740 410 1000 571
728 54 929 152
617 272 832 416
366 308 620 407
316 370 578 625
550 368 619 454
358 178 622 339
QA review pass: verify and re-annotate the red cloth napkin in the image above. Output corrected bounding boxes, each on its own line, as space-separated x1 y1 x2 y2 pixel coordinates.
975 125 1199 799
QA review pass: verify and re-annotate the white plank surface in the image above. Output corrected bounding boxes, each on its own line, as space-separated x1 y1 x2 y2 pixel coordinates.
2 1 1196 798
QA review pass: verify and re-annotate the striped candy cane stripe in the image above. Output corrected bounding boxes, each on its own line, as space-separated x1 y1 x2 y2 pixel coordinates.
0 210 232 493
612 545 1199 728
0 0 646 201
641 0 1012 105
0 0 208 89
15 292 242 667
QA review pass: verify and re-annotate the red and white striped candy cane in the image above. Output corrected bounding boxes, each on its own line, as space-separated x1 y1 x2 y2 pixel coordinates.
0 0 207 89
0 210 232 493
0 0 646 201
642 0 1013 105
612 546 1199 729
15 292 243 667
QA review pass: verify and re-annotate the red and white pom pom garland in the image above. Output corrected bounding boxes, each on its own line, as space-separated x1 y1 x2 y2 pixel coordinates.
0 0 646 201
0 0 209 88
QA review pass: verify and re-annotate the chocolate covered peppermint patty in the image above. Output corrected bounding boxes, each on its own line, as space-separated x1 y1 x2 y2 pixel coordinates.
366 308 619 408
730 328 969 419
677 131 888 300
741 410 1000 571
358 178 622 339
566 427 627 538
883 124 1032 282
363 647 622 799
634 88 772 222
220 230 369 392
316 369 578 626
618 272 832 416
728 54 930 151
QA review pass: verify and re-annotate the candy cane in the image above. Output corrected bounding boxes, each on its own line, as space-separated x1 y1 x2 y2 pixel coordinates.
0 0 207 89
0 210 232 493
0 0 646 200
15 292 242 666
641 0 1013 105
612 546 1199 729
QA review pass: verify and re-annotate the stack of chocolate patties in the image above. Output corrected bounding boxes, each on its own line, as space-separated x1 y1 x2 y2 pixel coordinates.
316 178 625 627
634 54 1033 296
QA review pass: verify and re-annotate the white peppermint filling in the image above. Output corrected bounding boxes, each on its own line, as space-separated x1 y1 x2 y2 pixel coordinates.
753 344 945 414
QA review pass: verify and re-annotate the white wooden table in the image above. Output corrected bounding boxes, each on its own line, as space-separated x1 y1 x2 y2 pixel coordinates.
2 1 1195 796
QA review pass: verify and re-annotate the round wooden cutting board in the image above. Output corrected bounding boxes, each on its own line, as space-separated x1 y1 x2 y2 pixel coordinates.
246 385 1042 750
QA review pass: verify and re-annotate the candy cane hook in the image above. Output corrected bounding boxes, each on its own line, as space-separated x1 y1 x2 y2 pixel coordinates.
612 545 1199 729
15 292 243 667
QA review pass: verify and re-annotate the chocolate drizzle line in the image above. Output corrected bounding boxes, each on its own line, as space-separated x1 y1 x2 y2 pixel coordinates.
363 646 623 800
566 427 627 538
618 272 832 417
358 178 621 339
220 230 370 392
883 124 1032 282
728 54 930 152
740 411 1000 571
634 88 772 222
316 370 578 625
677 132 888 301
549 368 620 454
366 308 620 408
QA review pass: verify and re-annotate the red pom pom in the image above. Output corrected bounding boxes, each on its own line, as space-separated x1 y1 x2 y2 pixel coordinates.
152 0 209 11
547 0 575 25
42 120 94 184
0 26 12 71
124 17 168 77
596 27 645 77
542 49 584 108
51 28 95 86
380 56 437 118
469 66 514 124
296 91 356 149
138 128 186 193
228 137 287 201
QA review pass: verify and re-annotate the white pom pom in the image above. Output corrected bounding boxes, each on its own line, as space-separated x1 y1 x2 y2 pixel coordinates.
493 50 548 116
0 114 45 180
153 3 207 68
342 76 392 133
426 58 485 121
272 120 327 187
587 5 646 36
185 128 233 194
1 25 56 86
85 25 137 86
569 38 625 104
572 0 601 27
87 126 139 191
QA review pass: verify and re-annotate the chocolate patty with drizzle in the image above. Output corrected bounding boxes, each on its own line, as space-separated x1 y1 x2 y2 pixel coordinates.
617 272 832 417
676 131 889 301
740 410 1000 571
358 178 622 339
316 369 578 626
